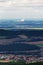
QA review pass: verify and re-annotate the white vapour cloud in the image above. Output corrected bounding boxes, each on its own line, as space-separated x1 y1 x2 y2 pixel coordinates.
0 0 43 20
0 0 43 7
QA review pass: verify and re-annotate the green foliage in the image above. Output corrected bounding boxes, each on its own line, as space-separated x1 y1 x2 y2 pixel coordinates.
0 62 43 65
27 62 43 65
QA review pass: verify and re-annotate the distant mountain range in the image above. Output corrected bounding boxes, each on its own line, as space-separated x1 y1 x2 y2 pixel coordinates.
0 29 42 56
0 29 43 45
0 43 40 55
0 20 43 28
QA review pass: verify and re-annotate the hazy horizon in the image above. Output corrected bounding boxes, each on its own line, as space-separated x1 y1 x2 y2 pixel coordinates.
0 0 43 20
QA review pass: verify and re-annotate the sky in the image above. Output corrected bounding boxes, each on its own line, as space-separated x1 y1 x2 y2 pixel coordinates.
0 0 43 20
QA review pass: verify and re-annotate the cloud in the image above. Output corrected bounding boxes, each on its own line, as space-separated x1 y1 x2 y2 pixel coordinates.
0 0 43 19
0 0 43 7
0 0 16 7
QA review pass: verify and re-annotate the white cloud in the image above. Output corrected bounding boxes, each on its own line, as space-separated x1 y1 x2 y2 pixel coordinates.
0 0 43 7
0 0 43 19
0 0 16 7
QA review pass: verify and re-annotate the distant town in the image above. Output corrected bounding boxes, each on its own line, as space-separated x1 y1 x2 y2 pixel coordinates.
0 54 43 64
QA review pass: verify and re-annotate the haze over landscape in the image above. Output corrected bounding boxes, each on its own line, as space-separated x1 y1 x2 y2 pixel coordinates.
0 0 42 56
0 0 42 20
0 0 42 64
